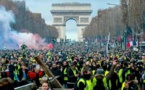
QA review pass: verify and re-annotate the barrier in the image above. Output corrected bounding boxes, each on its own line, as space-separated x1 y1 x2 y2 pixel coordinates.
14 83 33 90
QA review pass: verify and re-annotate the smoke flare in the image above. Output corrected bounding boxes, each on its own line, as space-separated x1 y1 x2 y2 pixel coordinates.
0 6 51 50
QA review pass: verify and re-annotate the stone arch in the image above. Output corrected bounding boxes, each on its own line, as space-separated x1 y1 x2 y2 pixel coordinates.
51 2 92 42
64 16 79 24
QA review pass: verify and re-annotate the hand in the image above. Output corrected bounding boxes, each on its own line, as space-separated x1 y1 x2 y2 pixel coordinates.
125 82 129 89
21 78 25 81
75 74 79 77
133 80 138 84
112 61 117 65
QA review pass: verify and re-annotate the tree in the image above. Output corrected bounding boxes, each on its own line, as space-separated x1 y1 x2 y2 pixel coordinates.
0 0 58 39
83 6 124 41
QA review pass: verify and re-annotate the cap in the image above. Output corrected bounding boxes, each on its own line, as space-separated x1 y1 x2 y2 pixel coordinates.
96 69 104 74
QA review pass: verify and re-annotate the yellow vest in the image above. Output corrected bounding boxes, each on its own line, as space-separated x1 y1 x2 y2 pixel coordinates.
1 68 4 72
63 68 68 81
105 70 109 76
143 74 145 83
72 68 77 76
14 69 19 75
77 78 86 87
84 79 93 90
92 70 96 76
143 79 145 83
18 65 21 70
104 70 111 89
121 82 126 90
92 77 107 89
118 69 123 83
14 69 19 81
125 69 131 79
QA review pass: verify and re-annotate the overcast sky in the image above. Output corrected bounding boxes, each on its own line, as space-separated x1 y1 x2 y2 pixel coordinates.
14 0 120 41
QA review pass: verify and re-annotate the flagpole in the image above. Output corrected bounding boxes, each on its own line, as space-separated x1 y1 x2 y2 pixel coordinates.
106 32 110 57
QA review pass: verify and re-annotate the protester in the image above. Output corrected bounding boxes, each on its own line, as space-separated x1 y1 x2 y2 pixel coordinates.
41 81 51 90
0 42 144 90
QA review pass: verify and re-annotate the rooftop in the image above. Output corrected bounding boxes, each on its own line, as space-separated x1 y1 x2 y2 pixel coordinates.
52 2 91 6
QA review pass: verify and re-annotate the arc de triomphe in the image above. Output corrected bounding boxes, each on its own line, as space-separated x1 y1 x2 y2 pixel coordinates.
51 2 92 42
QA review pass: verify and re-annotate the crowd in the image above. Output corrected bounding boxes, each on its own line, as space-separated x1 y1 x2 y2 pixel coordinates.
0 42 145 90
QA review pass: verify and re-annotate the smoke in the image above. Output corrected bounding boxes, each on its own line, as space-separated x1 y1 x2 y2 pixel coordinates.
0 6 51 50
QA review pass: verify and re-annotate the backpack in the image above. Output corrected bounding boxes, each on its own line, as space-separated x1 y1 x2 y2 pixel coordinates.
74 78 86 90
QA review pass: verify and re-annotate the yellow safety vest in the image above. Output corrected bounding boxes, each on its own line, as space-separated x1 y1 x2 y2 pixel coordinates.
92 70 96 76
143 73 145 83
121 82 126 90
124 56 126 60
114 71 119 87
81 68 84 73
143 79 145 83
72 68 77 76
105 70 109 76
90 59 93 63
2 68 4 72
92 77 107 89
84 79 93 90
77 78 86 87
14 70 19 75
97 61 101 66
18 65 21 70
118 69 123 83
116 54 119 58
125 69 131 79
92 77 97 87
110 55 113 58
104 70 111 89
63 68 68 81
14 69 19 80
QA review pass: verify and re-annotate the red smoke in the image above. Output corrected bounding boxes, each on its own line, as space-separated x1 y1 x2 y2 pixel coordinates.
12 32 53 50
25 33 53 50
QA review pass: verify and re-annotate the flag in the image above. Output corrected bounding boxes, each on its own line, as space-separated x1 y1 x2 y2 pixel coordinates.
133 40 136 46
106 32 110 56
126 41 133 48
130 41 133 46
126 42 130 48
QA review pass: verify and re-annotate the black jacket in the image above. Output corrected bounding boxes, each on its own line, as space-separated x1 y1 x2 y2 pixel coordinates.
50 68 61 77
106 65 120 90
50 67 63 84
68 68 78 82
